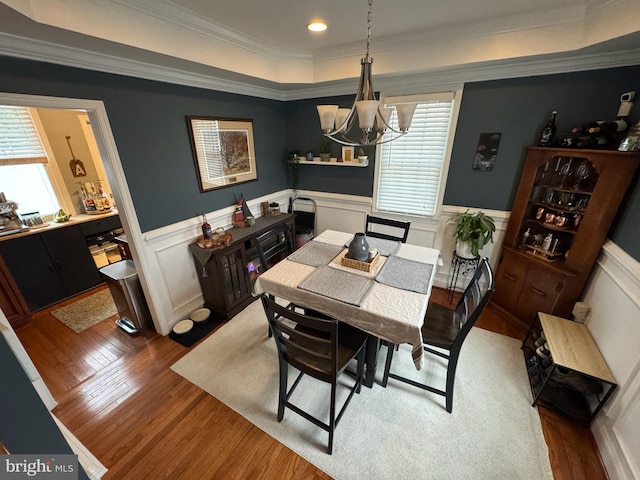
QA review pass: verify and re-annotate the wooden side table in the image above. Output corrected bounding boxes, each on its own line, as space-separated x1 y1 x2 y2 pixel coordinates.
522 312 617 424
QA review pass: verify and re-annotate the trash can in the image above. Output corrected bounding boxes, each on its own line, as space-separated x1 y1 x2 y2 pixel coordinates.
100 260 151 333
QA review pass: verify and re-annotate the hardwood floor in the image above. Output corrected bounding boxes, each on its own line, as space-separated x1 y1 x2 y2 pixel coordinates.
15 286 607 479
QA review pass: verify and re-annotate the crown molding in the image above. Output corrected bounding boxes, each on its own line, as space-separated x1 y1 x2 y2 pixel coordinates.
1 28 640 103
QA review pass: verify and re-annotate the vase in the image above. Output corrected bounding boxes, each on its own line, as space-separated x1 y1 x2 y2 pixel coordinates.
320 153 330 162
348 233 369 261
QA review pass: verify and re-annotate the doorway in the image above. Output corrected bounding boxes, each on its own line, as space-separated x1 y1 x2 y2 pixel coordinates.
0 91 147 401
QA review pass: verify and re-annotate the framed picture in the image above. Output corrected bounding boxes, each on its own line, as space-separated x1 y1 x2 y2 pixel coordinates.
342 146 354 162
187 116 258 192
472 132 501 171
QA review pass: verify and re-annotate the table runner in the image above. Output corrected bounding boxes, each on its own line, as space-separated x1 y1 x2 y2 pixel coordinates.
376 255 434 294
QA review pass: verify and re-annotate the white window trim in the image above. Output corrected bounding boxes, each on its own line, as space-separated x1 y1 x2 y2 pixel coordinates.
29 108 77 216
372 88 464 220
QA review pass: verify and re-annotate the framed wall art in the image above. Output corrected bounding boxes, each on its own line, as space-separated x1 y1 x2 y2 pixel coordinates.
472 132 501 171
187 116 257 192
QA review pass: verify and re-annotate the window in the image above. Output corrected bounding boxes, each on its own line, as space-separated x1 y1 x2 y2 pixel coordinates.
374 91 459 217
0 106 60 216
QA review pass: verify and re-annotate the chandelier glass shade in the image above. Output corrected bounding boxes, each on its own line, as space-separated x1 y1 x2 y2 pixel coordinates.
316 0 417 147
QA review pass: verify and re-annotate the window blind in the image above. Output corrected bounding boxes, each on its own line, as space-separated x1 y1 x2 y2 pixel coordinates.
376 98 453 216
0 106 48 165
190 118 225 186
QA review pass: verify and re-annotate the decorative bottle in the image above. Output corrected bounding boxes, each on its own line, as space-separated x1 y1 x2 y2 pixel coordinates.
587 120 627 134
538 111 557 146
201 214 212 239
348 233 370 261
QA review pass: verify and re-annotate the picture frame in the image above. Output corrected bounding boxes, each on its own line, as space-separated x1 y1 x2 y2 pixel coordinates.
342 146 354 162
472 132 501 171
187 116 258 192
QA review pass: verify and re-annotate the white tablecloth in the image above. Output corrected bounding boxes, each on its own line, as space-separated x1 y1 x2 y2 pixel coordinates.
253 230 440 370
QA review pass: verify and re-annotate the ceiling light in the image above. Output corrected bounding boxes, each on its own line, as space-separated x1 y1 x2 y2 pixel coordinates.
307 22 327 32
316 0 416 147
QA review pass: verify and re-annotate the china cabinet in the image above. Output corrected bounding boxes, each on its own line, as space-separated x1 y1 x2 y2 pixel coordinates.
490 147 640 333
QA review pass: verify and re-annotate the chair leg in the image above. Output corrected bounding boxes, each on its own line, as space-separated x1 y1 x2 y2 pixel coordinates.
355 347 365 394
277 362 287 421
328 382 336 454
382 342 396 388
444 352 460 414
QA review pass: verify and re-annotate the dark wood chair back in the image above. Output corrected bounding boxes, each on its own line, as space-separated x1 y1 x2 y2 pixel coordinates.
365 214 411 243
254 222 294 273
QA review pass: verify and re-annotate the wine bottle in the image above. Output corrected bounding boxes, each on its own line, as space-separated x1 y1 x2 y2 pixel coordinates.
201 213 212 239
587 120 627 134
538 111 557 146
571 121 600 134
576 134 614 148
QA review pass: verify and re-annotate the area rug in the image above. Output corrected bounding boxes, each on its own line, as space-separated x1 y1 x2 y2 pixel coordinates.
171 300 553 480
51 289 117 333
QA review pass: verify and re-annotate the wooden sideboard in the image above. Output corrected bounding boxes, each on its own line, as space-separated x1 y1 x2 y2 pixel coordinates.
189 214 295 320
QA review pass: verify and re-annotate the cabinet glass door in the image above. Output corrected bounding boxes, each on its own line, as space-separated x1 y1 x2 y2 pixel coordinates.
518 155 598 264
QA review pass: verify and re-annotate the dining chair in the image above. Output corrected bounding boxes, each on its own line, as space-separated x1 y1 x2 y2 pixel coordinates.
261 294 368 454
254 222 296 337
382 257 494 413
254 221 295 273
365 214 411 243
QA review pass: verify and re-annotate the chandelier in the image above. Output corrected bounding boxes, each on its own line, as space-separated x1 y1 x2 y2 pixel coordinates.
316 0 417 147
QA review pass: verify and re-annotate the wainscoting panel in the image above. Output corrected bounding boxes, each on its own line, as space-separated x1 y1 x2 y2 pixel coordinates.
141 190 292 335
139 189 510 334
585 241 640 480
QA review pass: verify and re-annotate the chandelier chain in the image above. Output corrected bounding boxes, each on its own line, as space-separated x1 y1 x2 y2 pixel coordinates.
366 0 372 58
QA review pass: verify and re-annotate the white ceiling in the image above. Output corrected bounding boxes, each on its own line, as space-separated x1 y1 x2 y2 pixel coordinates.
1 0 640 99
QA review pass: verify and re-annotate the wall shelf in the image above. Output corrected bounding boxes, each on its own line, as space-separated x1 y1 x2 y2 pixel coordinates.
298 157 368 167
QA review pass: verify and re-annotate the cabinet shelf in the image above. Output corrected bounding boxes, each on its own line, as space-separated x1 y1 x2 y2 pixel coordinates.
528 219 577 234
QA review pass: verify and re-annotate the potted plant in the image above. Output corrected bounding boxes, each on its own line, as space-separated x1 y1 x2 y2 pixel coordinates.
357 148 368 164
284 151 300 191
320 139 331 162
447 210 496 258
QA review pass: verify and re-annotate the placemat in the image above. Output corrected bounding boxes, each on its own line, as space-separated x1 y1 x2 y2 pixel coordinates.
298 265 374 306
287 241 344 267
375 255 434 294
366 237 401 256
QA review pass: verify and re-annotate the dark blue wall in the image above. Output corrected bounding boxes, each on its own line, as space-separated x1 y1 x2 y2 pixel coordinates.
0 336 90 480
285 66 640 261
0 55 637 259
0 56 288 233
285 96 376 196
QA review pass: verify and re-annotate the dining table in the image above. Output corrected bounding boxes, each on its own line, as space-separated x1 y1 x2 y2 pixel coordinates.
252 229 440 387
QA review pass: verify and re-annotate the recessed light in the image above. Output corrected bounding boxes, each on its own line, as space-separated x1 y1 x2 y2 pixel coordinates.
307 22 327 32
